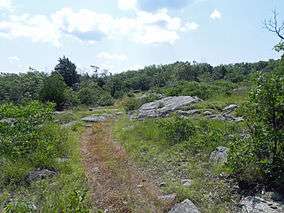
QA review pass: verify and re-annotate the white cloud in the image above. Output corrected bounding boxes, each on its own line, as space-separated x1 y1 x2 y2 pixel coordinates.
0 0 12 11
0 6 199 46
210 9 222 20
8 55 20 63
118 0 137 11
0 14 61 46
96 52 128 61
181 22 199 31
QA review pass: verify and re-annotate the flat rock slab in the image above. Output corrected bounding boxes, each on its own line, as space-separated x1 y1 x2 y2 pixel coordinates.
169 199 200 213
138 96 202 119
62 121 78 128
81 114 112 123
240 196 284 213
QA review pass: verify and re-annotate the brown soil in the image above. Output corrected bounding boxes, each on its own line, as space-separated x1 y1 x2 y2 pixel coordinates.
80 120 172 213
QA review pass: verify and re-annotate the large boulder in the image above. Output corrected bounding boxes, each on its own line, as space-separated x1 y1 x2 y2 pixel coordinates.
239 196 284 213
209 146 229 165
169 199 200 213
137 96 202 119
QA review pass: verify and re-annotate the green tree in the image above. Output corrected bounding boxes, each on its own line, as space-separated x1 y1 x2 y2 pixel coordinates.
40 73 67 109
54 56 79 87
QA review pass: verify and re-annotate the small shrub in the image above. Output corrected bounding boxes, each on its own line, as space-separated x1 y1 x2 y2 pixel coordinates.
157 116 196 145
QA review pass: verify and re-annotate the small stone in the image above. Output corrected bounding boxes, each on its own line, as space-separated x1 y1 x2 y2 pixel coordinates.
159 182 166 187
181 179 192 187
26 168 57 183
137 184 143 188
209 146 229 165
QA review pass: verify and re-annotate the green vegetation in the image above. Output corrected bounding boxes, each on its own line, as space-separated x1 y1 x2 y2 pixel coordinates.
0 102 91 211
114 115 242 212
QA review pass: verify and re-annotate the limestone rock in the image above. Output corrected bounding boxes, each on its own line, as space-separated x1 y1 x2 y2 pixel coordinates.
223 104 238 112
210 146 229 165
239 196 284 213
26 168 58 183
169 199 200 213
137 96 202 119
81 114 112 122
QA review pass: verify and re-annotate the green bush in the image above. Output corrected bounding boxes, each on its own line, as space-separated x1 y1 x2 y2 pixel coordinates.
40 73 67 109
78 82 114 106
0 101 66 185
157 116 196 145
228 70 284 188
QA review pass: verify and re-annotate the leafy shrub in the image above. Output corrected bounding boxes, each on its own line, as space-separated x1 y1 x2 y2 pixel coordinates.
228 70 284 188
40 73 67 109
157 116 196 145
0 101 66 185
64 88 80 107
78 82 114 106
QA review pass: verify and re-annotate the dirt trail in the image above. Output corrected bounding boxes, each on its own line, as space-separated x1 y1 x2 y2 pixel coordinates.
80 120 170 213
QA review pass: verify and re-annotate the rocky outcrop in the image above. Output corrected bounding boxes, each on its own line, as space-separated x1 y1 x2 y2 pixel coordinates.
169 199 200 213
137 96 202 119
239 196 284 213
26 168 58 183
209 146 229 165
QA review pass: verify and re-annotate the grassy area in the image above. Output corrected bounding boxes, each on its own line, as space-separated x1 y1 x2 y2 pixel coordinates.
1 123 92 212
113 116 243 212
0 102 92 212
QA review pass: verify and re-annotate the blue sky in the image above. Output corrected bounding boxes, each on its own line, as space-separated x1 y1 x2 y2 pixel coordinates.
0 0 283 74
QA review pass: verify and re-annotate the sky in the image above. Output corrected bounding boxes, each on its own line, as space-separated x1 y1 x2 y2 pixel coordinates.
0 0 284 74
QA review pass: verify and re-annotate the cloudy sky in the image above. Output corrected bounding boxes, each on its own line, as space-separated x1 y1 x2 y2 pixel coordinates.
0 0 284 74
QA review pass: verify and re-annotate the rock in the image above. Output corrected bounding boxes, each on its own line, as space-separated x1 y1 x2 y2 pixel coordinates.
137 96 202 119
159 193 176 202
177 110 200 116
81 114 112 123
62 121 78 128
26 168 58 183
181 179 192 187
210 114 244 122
56 157 69 163
53 111 66 115
209 146 229 165
239 196 284 213
203 111 213 116
0 118 17 125
169 199 200 213
137 184 143 188
223 104 238 112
